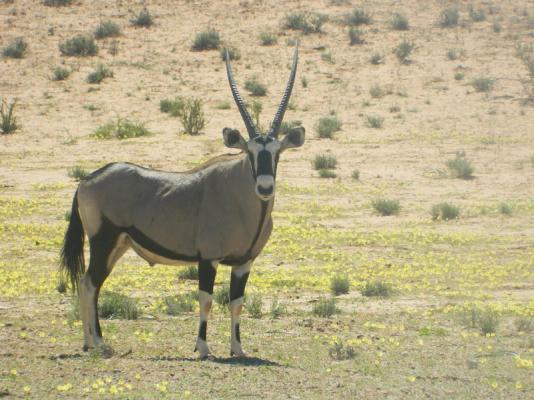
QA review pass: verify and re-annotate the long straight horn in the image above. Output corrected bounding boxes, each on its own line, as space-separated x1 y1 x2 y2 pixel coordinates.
225 50 257 138
269 43 299 137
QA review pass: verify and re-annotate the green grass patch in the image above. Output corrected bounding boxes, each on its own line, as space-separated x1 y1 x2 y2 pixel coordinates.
246 292 263 318
330 274 350 295
282 12 328 34
312 297 337 317
447 152 474 179
99 292 139 320
391 12 409 30
67 165 89 181
2 37 27 59
316 116 342 138
131 9 154 28
164 294 195 315
431 202 460 221
92 118 151 140
86 64 113 84
245 77 267 96
59 34 98 56
361 281 393 297
51 67 70 81
372 198 400 216
94 20 121 39
0 99 19 135
313 154 337 170
192 29 221 51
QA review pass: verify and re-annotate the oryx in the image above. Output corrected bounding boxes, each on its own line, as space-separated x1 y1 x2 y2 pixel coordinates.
60 45 305 358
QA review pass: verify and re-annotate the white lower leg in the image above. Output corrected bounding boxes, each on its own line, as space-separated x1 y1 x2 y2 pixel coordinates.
78 276 92 350
230 297 245 356
84 277 103 347
195 290 212 358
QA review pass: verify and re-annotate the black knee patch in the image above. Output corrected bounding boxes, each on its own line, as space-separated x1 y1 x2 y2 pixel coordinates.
230 272 249 301
198 321 207 341
199 260 217 294
88 217 121 288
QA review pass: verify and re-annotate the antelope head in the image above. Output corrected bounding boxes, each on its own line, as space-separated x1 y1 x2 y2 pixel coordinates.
222 44 305 201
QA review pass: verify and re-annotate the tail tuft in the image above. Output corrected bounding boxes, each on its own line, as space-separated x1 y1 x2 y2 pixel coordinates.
59 191 85 292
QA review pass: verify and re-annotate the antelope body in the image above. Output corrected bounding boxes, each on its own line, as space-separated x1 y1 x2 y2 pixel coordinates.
60 45 305 358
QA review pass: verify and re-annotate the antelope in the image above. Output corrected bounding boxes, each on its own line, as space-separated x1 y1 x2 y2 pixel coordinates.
60 45 305 358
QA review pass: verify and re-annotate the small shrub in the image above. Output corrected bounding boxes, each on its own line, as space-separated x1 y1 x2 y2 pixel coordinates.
215 100 231 110
329 340 356 360
279 120 302 136
469 6 486 22
515 43 534 102
351 169 360 180
431 202 460 221
321 52 335 64
361 281 392 297
67 297 80 324
440 7 459 27
446 48 463 60
270 297 287 319
250 100 262 128
345 8 372 26
192 29 221 51
283 12 328 34
87 64 113 84
313 297 337 317
0 99 19 134
479 310 499 335
214 283 230 308
99 292 139 320
372 198 400 216
302 76 308 88
319 169 337 179
67 165 89 181
370 52 384 65
43 0 72 5
246 292 263 318
131 9 153 28
394 40 414 64
2 37 27 58
498 202 513 215
471 77 494 92
389 105 401 113
93 118 151 140
56 279 68 294
51 67 70 81
515 318 533 333
59 35 97 56
492 20 502 33
348 27 364 45
94 20 121 39
369 84 384 98
245 77 267 96
313 154 337 170
330 274 350 295
160 97 184 116
179 98 205 135
259 32 277 46
177 265 198 280
454 72 465 80
316 116 342 138
447 152 474 179
391 12 409 30
164 294 195 315
220 46 240 61
366 115 384 128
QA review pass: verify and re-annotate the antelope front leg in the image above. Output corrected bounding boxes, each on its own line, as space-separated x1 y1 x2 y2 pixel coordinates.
229 261 252 357
195 260 218 359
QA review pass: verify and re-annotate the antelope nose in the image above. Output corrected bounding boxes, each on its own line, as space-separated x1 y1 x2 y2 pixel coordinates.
256 175 275 198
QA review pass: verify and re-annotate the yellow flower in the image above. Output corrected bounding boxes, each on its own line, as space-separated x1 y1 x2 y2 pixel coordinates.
407 376 416 383
23 386 31 394
515 381 523 390
10 369 17 376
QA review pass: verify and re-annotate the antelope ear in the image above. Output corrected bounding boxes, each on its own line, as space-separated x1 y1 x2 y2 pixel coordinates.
223 128 247 150
280 126 305 152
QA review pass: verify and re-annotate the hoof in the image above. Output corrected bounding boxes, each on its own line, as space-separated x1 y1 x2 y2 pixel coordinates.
82 345 89 352
230 350 247 358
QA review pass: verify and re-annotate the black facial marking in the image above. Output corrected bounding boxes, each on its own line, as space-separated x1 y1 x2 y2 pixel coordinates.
199 260 217 294
198 321 207 341
235 323 241 343
230 272 250 301
257 150 273 176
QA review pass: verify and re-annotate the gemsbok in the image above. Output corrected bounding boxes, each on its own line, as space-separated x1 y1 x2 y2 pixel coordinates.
60 45 305 358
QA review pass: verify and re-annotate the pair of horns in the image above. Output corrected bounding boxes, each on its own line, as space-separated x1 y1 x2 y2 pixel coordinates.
225 44 299 138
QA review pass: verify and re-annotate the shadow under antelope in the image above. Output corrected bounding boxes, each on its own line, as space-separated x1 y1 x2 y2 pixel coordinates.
60 45 305 359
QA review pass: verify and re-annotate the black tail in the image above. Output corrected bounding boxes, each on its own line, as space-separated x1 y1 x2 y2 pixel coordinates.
60 191 85 292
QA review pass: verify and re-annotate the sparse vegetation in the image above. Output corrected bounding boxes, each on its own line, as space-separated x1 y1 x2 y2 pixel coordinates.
351 169 360 180
330 274 350 295
59 34 98 56
372 198 400 216
250 100 262 128
471 77 494 92
478 309 500 335
99 292 139 320
515 43 534 102
177 265 198 280
440 7 460 27
164 294 195 315
93 118 152 140
214 283 230 308
348 27 364 45
515 317 533 333
344 8 372 26
469 6 486 22
321 52 335 64
269 297 287 319
313 154 337 170
329 340 356 360
131 9 154 28
454 72 465 80
259 32 277 46
221 46 240 61
43 0 72 6
2 37 28 59
178 98 206 135
312 297 337 317
498 202 513 216
369 84 384 98
0 99 19 134
246 292 263 318
192 29 221 51
361 281 392 297
94 20 121 39
160 97 184 117
319 169 337 179
67 165 89 181
431 202 460 221
370 52 384 65
283 12 328 34
245 77 267 96
316 116 342 138
446 48 464 60
86 64 113 84
279 120 302 136
394 40 414 64
447 152 474 179
391 12 409 30
215 100 231 110
51 67 70 81
366 115 384 128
